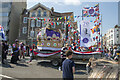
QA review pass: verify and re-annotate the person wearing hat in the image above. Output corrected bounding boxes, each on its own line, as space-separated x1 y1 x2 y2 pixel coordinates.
58 43 69 71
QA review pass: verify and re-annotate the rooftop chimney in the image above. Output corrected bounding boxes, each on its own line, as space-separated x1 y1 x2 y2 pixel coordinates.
51 7 54 12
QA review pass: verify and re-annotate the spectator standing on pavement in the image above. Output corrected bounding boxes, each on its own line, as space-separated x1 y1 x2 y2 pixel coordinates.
23 44 26 56
2 41 5 64
86 61 91 74
104 47 108 56
26 45 30 56
8 44 13 55
62 50 75 80
4 41 8 60
20 43 25 59
108 50 113 60
28 46 37 63
19 42 23 59
58 43 69 71
11 40 19 64
113 46 117 59
14 39 20 61
110 46 113 55
2 40 9 64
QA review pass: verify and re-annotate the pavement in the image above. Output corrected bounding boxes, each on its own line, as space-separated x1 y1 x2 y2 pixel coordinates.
0 55 88 79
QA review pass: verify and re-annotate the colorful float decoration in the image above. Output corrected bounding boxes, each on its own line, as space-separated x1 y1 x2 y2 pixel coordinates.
37 27 63 50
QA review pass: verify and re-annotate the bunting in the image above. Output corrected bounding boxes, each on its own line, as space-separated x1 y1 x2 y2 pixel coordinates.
91 25 100 34
94 16 99 23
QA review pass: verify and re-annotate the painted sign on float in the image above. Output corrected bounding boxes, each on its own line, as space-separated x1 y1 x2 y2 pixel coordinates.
80 20 92 47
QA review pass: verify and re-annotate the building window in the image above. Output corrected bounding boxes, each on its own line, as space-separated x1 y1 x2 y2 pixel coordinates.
2 3 9 8
0 13 9 16
36 20 41 27
31 20 35 27
111 34 113 38
23 17 27 23
43 11 47 16
2 21 7 27
37 10 41 17
111 30 113 32
22 27 27 34
117 29 119 31
31 12 36 17
111 40 113 45
30 31 34 37
117 34 119 38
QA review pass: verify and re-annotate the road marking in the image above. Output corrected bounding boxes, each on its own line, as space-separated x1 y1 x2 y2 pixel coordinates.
0 74 18 80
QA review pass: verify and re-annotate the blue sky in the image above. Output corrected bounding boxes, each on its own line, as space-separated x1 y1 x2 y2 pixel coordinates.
27 0 119 35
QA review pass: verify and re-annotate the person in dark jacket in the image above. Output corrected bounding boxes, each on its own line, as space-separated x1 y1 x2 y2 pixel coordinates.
4 41 8 60
2 41 5 64
11 40 19 64
62 50 75 80
26 45 30 56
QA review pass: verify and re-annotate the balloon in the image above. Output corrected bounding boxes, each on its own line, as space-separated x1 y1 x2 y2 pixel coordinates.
97 28 100 32
68 24 70 27
98 32 100 35
69 47 71 50
76 46 78 48
89 47 91 49
96 36 98 39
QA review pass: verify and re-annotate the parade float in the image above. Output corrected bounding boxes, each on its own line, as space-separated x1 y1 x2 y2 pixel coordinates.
31 3 103 66
33 23 102 66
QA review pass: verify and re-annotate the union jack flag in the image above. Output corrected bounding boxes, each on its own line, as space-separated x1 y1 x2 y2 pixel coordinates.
0 25 6 40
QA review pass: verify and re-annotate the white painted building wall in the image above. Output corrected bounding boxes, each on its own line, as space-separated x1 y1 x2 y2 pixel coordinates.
105 27 120 49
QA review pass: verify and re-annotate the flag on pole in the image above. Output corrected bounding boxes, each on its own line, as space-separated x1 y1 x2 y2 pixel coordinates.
0 25 6 40
82 3 99 17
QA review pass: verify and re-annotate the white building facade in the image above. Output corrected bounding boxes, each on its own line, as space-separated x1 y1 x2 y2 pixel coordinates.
105 25 120 49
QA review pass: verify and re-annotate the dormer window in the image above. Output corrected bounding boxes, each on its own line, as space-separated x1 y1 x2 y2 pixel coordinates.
31 12 36 17
43 11 46 16
37 10 41 17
